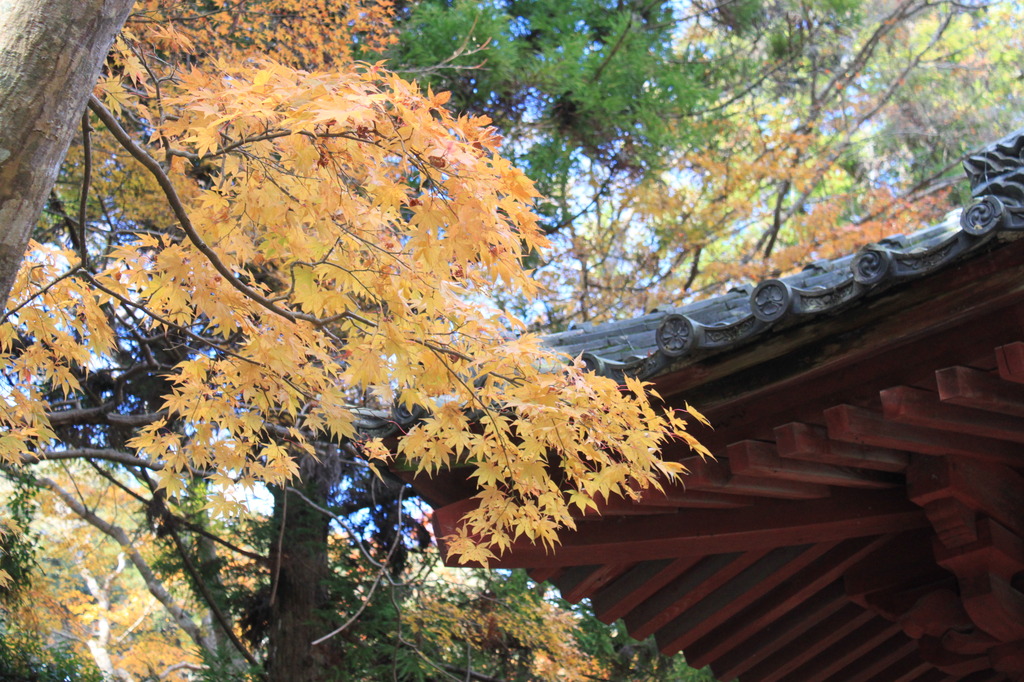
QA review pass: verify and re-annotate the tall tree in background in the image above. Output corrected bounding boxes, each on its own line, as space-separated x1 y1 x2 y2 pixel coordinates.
388 0 1022 325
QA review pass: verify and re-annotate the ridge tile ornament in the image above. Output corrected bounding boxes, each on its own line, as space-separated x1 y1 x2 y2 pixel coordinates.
546 128 1024 379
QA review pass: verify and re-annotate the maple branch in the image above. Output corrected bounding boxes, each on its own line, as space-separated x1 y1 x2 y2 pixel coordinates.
29 447 164 471
88 96 318 327
89 462 266 564
0 263 81 324
78 111 92 268
81 272 265 368
37 476 212 653
164 519 259 666
310 568 385 646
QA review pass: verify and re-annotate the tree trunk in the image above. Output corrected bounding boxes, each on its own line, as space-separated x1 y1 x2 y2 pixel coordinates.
0 0 134 307
266 455 342 682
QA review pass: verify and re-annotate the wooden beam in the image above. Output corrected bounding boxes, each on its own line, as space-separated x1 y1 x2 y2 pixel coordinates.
581 494 677 517
882 385 1024 444
996 341 1024 383
711 580 848 681
829 635 919 682
466 489 927 569
742 605 875 682
685 535 892 669
591 556 701 624
634 486 757 509
552 562 631 604
677 455 831 499
775 421 909 472
907 457 1024 539
958 572 1024 642
934 518 1024 582
918 635 993 677
655 543 834 655
936 366 1024 417
778 619 902 682
845 530 939 602
875 651 934 682
826 404 1023 467
625 550 769 640
728 440 900 489
526 567 561 584
905 670 952 682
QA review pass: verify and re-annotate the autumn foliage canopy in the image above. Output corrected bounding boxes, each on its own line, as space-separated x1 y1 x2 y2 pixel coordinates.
0 0 704 570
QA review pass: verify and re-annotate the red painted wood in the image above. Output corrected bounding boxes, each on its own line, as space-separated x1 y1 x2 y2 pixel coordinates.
905 671 953 682
527 567 561 583
553 562 631 604
677 455 831 499
996 341 1024 383
580 494 678 517
959 573 1024 642
728 439 899 488
778 619 901 682
711 580 848 681
826 404 1023 467
844 530 938 601
918 635 993 677
591 556 701 624
934 519 1024 581
634 486 756 509
655 543 834 655
936 366 1024 417
685 534 892 669
882 385 1024 444
743 605 875 682
625 550 769 640
907 457 1024 539
480 488 927 568
877 651 933 682
897 589 972 641
829 634 918 682
775 421 909 472
990 639 1024 676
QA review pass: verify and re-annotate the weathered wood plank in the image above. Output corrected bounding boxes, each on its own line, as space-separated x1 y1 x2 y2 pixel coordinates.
775 422 909 472
936 366 1024 417
654 543 833 655
882 385 1024 444
553 562 631 604
778 619 902 682
711 580 848 681
452 489 927 569
625 550 768 640
729 440 899 488
742 605 875 682
591 556 701 624
826 404 1023 467
686 534 891 669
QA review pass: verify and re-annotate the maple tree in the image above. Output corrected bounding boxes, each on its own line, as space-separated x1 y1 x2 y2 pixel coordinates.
0 0 708 679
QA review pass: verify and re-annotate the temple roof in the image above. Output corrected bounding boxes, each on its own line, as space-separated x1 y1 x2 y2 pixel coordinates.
544 128 1024 383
